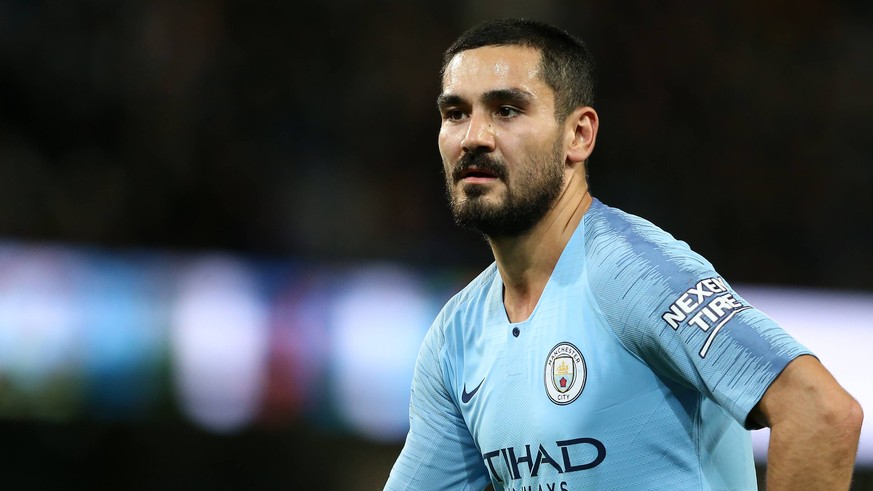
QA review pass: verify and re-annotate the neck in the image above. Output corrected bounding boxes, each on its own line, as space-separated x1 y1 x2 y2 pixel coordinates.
489 175 592 323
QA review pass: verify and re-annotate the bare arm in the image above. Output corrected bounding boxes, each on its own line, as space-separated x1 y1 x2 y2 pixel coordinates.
750 355 863 490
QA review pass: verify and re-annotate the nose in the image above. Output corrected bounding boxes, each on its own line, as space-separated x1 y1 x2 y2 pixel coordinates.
461 112 495 154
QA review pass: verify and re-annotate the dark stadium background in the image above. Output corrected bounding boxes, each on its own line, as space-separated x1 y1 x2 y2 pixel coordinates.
0 1 871 489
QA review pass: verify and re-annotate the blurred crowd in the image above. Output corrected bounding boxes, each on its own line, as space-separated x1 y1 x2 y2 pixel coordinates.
0 0 870 286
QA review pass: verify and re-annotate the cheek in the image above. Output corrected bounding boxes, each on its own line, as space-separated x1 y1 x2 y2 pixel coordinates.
438 130 459 161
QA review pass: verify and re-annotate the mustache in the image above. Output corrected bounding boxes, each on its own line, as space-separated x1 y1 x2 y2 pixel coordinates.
450 152 508 182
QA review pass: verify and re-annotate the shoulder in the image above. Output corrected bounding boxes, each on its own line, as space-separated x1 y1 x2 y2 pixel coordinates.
582 200 724 350
583 199 715 287
437 263 497 326
423 263 498 348
413 264 497 395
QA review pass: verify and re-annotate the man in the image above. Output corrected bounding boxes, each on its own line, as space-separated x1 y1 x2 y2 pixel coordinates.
385 19 862 490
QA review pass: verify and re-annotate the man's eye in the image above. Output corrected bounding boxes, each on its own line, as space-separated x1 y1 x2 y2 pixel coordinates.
445 110 465 121
497 106 520 118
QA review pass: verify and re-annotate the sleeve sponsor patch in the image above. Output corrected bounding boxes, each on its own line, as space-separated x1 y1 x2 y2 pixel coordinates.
661 277 752 358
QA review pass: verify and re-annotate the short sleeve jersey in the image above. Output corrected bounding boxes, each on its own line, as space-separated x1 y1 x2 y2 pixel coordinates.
385 199 811 491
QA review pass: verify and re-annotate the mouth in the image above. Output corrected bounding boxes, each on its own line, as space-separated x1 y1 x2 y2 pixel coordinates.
458 166 499 183
450 153 507 185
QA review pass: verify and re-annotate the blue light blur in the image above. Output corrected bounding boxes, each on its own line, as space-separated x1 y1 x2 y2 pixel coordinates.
0 241 870 465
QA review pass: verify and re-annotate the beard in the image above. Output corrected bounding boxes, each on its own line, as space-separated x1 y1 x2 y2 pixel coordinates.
444 138 565 239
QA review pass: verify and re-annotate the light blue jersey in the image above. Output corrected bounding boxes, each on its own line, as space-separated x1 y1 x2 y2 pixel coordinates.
386 199 811 491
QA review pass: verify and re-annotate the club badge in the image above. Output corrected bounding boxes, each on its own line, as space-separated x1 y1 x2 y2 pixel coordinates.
544 342 586 405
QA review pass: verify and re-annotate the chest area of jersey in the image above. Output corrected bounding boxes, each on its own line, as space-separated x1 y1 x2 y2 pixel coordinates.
452 298 668 484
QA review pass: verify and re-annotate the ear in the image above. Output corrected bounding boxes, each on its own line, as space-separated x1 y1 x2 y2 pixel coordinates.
565 106 598 165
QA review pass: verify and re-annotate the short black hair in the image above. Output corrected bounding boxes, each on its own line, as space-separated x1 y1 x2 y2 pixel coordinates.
441 18 596 121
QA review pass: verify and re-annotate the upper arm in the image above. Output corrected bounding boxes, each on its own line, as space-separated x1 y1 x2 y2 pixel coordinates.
385 324 490 491
626 277 811 427
585 211 812 427
749 354 861 430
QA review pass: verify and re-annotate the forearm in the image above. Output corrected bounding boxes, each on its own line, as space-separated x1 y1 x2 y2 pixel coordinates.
765 406 862 490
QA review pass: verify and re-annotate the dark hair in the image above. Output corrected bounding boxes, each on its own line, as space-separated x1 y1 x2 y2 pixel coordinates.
441 19 596 121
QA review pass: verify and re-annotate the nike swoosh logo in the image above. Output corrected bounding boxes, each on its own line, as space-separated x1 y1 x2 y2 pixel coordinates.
461 378 485 404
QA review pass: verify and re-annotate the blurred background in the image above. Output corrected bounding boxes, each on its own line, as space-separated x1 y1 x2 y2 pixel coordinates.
0 0 871 489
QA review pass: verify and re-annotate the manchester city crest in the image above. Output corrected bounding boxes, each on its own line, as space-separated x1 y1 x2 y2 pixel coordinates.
544 342 586 405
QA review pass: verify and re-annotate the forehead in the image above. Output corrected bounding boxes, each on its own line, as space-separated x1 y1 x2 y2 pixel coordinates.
441 45 551 100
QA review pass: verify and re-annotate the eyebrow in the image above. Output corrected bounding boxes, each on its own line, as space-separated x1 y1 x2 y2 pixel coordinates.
437 88 535 111
436 94 464 110
482 88 534 106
